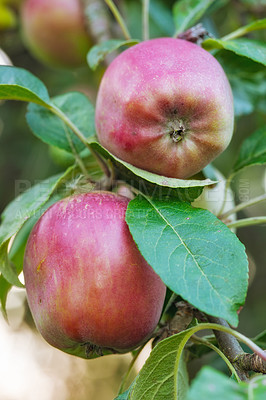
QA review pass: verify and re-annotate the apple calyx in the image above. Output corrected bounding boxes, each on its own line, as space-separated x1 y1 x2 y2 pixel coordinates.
169 123 186 143
83 343 108 358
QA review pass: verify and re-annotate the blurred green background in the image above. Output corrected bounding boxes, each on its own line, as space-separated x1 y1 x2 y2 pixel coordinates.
0 0 265 399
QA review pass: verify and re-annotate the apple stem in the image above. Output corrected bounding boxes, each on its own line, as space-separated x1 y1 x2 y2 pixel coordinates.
190 334 241 382
63 123 92 179
104 0 131 40
226 216 266 230
220 193 266 220
221 22 262 42
142 0 150 41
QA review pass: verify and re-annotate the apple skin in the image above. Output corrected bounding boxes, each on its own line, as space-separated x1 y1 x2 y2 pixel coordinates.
95 38 234 179
23 192 166 358
21 0 91 68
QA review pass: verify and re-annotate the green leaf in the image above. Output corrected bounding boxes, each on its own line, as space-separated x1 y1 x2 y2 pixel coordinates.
87 39 139 71
0 274 10 320
130 323 218 400
215 51 266 116
187 367 245 399
0 164 78 268
126 197 248 326
26 92 95 153
230 74 266 116
0 175 60 249
251 376 266 399
0 241 23 288
203 38 266 66
130 340 189 400
89 140 215 202
0 217 37 317
130 322 265 399
173 0 214 36
115 389 131 400
0 66 50 106
187 366 266 399
115 381 136 400
233 126 266 173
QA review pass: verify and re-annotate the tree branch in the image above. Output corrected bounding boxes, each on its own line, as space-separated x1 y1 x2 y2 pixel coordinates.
235 352 266 374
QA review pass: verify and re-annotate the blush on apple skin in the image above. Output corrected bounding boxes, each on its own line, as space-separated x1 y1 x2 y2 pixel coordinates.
21 0 91 68
95 38 234 179
23 192 166 358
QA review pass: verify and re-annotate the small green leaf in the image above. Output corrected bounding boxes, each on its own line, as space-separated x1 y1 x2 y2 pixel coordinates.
114 389 131 400
173 0 214 36
233 126 266 173
130 340 188 400
87 39 139 71
0 241 23 288
0 217 37 317
0 274 10 320
203 38 266 66
89 140 215 201
115 381 136 400
26 92 95 153
0 66 50 106
126 197 248 326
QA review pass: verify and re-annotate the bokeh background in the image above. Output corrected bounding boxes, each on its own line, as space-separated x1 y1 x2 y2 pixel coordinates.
0 0 265 399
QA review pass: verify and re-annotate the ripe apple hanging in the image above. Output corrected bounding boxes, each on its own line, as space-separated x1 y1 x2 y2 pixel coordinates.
23 192 166 358
95 38 234 179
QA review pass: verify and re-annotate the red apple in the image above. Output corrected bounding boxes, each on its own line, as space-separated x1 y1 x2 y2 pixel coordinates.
21 0 92 68
95 38 234 179
23 192 166 358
